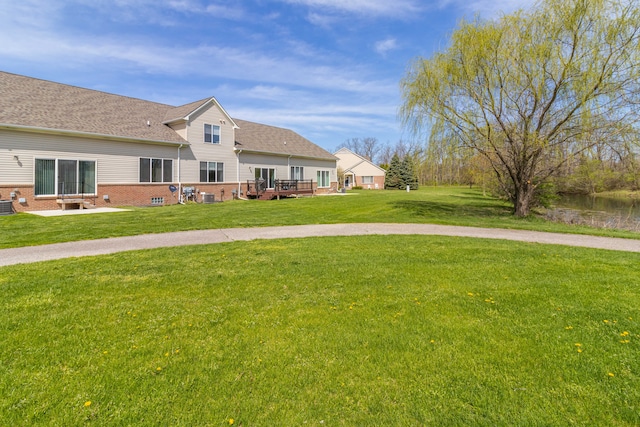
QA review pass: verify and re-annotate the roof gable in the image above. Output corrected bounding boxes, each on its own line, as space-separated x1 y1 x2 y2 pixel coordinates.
334 147 385 173
163 97 238 129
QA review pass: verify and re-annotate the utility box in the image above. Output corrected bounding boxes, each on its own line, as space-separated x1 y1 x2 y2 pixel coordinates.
202 193 215 204
0 200 14 215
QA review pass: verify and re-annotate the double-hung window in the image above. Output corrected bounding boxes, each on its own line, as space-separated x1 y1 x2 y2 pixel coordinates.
200 161 224 182
35 158 96 196
204 124 221 144
362 176 374 184
140 158 173 183
317 170 330 188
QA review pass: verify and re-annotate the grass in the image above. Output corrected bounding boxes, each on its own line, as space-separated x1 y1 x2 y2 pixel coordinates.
1 187 639 249
1 235 639 425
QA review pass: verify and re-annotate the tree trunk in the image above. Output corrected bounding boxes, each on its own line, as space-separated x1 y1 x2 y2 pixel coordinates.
513 186 534 217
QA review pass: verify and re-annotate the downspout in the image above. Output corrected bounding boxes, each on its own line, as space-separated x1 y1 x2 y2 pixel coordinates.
178 144 183 204
236 149 242 198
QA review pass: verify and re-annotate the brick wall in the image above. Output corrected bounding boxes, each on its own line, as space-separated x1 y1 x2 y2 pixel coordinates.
0 183 242 212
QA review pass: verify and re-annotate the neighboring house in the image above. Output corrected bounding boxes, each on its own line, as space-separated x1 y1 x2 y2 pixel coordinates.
0 71 337 212
334 147 385 190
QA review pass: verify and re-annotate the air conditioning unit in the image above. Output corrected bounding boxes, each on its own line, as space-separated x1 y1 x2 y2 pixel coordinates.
202 193 215 204
0 200 14 215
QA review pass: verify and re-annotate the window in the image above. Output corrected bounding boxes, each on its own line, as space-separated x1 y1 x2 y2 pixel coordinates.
291 166 304 180
204 124 220 144
35 158 96 196
317 170 330 188
200 161 224 182
255 168 275 189
151 197 165 205
140 158 173 183
362 176 374 184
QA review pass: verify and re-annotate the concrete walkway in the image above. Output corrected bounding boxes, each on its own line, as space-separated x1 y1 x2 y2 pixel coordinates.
1 223 639 267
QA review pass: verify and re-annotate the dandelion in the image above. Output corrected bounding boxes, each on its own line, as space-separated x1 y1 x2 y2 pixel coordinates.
156 367 162 372
620 331 630 337
84 401 92 407
565 326 573 330
467 292 474 297
229 418 234 425
608 372 615 377
165 352 169 357
620 340 630 344
603 319 609 323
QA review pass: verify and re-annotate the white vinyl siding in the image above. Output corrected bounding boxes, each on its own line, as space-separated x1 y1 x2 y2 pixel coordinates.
181 104 237 183
1 130 180 185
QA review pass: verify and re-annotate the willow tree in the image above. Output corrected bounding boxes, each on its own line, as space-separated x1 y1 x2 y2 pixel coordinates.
400 0 640 216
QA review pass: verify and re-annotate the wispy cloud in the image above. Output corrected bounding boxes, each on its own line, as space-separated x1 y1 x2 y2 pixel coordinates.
375 38 398 56
281 0 423 18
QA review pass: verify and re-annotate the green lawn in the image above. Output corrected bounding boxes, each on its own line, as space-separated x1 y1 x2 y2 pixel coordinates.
1 236 639 425
2 187 640 425
2 187 639 249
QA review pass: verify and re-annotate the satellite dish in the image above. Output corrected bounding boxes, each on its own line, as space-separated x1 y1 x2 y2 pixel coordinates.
169 185 177 193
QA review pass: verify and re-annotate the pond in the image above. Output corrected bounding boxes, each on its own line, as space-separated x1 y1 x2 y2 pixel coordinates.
548 193 640 230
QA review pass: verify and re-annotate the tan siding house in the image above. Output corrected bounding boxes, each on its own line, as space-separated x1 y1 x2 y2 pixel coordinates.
334 148 385 190
0 71 337 212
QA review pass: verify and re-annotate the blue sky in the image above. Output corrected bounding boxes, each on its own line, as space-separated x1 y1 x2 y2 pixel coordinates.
0 0 534 152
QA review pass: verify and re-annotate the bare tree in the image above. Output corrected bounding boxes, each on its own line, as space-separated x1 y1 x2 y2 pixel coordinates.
336 137 381 163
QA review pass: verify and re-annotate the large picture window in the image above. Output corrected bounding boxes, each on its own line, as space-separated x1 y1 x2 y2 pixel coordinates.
140 158 173 183
204 124 221 144
35 158 96 196
317 170 330 188
200 161 224 182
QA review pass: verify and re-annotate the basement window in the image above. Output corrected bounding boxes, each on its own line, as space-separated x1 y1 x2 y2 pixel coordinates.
151 197 164 205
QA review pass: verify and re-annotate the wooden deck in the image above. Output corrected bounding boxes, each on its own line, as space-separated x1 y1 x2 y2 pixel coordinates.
246 179 314 200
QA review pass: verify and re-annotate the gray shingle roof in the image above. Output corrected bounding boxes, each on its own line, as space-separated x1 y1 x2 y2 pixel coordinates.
0 71 186 144
234 118 336 160
0 71 334 159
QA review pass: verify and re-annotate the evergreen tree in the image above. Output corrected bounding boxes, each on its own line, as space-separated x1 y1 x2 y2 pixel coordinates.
385 154 403 189
401 155 419 190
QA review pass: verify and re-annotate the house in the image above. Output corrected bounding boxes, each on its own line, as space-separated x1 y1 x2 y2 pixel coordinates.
0 71 337 212
334 147 385 190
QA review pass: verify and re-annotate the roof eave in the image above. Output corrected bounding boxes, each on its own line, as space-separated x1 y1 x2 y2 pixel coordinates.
0 123 188 146
234 146 337 161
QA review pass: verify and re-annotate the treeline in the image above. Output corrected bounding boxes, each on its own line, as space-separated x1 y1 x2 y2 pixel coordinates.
336 136 640 197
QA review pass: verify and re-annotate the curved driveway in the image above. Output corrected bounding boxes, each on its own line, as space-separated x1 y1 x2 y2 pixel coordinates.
1 223 639 267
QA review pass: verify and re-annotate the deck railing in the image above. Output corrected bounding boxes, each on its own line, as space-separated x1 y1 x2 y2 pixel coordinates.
58 181 97 206
246 179 314 198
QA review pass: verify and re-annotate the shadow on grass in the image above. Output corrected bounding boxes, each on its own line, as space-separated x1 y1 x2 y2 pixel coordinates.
392 199 513 218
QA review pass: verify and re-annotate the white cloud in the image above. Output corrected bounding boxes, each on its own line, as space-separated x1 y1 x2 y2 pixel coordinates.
375 38 398 56
281 0 423 18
